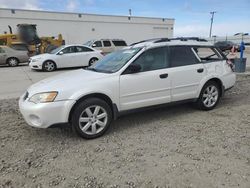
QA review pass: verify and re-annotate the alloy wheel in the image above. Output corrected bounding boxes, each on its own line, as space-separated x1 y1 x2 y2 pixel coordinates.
202 85 219 108
8 58 18 66
79 105 108 135
44 61 55 71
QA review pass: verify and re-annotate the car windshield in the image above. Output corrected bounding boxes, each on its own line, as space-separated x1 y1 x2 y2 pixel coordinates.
86 48 141 73
84 41 94 47
49 46 65 54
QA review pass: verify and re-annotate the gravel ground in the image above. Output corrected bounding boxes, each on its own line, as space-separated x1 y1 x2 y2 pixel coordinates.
0 74 250 188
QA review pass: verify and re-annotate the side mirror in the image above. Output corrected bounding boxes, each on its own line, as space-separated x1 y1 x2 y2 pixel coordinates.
58 51 64 55
124 64 141 74
92 44 97 47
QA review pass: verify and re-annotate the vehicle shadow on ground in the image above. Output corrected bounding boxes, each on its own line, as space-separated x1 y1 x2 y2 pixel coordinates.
0 63 28 68
32 102 198 140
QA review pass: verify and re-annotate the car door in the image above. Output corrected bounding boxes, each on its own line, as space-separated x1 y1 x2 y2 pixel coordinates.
75 46 94 66
168 46 206 102
57 46 77 68
0 47 7 65
102 40 114 54
119 47 171 111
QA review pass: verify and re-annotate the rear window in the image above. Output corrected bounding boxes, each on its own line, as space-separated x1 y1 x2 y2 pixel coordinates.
112 40 127 46
193 47 223 62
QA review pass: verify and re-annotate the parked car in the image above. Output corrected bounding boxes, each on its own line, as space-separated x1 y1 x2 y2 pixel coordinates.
0 45 29 67
85 39 127 54
19 38 236 139
214 41 239 52
29 45 103 71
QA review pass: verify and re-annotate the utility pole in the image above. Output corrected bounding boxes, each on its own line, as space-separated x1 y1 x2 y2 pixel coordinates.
209 11 216 38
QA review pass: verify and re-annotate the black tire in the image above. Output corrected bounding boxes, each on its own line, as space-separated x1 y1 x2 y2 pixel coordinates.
71 98 112 139
195 81 221 111
89 57 98 66
42 60 57 72
7 57 19 67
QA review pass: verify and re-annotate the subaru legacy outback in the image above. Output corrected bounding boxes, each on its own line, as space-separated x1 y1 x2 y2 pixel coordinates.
19 38 236 139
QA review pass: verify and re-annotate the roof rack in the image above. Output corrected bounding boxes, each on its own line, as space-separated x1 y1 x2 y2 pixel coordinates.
130 37 208 46
169 37 208 42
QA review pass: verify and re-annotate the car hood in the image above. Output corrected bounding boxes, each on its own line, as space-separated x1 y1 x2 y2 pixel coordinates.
27 69 111 98
31 53 52 59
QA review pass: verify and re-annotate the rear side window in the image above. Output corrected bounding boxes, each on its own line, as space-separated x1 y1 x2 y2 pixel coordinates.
112 40 127 46
132 47 169 72
93 41 102 47
10 44 28 51
169 46 198 67
76 46 93 52
103 40 112 47
193 47 223 62
62 46 76 54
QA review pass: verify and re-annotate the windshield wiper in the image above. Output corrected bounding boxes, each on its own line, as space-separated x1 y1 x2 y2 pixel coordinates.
86 67 98 72
85 67 113 74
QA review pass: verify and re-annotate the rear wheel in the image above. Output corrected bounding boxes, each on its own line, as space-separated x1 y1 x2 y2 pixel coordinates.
195 81 221 110
71 98 112 139
89 57 98 66
7 58 19 67
42 61 56 72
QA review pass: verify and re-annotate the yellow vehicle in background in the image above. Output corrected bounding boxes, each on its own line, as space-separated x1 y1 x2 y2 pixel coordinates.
0 24 65 56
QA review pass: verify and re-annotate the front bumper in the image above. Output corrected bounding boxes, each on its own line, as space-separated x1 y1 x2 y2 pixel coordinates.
29 61 43 70
19 94 76 128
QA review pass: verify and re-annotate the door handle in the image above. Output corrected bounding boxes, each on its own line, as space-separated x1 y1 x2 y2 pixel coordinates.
159 73 168 79
197 68 204 73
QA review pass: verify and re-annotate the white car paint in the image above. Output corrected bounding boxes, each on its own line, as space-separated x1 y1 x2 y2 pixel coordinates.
19 39 236 129
29 44 103 70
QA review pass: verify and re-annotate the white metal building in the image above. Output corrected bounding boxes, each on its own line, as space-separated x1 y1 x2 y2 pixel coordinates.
0 8 175 45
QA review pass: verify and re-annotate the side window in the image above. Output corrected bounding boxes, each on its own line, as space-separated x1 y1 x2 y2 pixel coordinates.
61 46 75 54
93 41 102 47
112 40 127 46
169 46 198 67
103 40 112 47
132 47 169 72
193 47 223 62
76 46 93 52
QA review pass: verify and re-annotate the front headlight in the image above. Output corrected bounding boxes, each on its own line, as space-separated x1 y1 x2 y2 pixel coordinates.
29 92 58 104
31 58 42 62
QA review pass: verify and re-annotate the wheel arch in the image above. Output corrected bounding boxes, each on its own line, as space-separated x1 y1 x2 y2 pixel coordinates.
200 77 224 97
6 57 19 64
68 93 118 123
43 59 57 65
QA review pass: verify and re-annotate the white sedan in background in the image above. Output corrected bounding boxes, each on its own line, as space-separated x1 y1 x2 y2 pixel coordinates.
29 45 103 71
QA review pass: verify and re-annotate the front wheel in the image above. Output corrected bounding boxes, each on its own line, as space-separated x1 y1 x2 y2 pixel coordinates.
195 81 221 110
71 98 112 139
42 61 56 72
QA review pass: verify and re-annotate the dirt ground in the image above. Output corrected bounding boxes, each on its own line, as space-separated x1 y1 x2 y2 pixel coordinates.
0 74 250 188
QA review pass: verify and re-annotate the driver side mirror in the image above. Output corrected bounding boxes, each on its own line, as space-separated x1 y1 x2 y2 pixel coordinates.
124 64 141 74
58 51 64 55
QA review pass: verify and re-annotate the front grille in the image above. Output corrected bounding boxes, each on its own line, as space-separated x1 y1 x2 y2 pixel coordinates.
23 92 29 101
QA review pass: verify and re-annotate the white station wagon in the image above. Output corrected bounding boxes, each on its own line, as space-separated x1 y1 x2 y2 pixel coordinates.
19 38 236 139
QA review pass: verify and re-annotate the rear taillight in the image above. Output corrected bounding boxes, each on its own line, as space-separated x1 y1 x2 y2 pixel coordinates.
226 60 234 71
